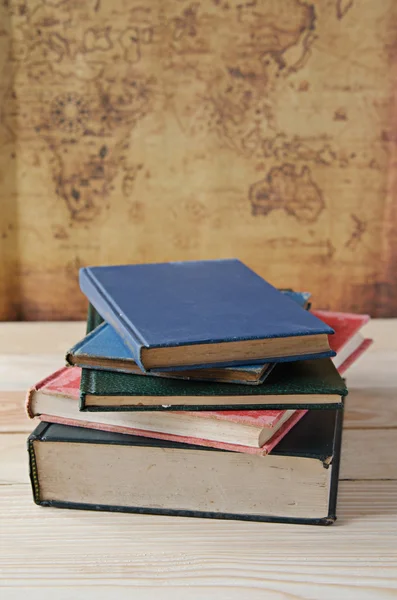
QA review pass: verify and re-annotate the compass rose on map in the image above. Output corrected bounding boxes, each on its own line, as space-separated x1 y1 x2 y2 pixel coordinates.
50 93 90 133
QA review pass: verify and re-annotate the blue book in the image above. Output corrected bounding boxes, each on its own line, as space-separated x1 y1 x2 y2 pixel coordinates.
66 290 311 384
66 320 275 384
79 259 334 372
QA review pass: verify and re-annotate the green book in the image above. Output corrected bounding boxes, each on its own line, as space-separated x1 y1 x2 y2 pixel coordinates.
80 358 347 411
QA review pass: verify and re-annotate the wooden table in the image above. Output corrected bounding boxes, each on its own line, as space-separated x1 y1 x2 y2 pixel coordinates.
1 321 396 599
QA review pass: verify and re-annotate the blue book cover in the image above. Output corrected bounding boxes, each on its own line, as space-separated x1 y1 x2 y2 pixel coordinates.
67 290 311 384
79 259 334 372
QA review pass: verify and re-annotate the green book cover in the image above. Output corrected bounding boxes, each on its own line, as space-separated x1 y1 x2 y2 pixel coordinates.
80 358 347 411
86 303 104 335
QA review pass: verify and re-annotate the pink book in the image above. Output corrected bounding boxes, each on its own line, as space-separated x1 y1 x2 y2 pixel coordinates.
312 310 373 373
26 367 306 456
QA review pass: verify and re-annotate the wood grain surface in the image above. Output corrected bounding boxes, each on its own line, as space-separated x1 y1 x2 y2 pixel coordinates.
0 319 396 598
1 1 397 320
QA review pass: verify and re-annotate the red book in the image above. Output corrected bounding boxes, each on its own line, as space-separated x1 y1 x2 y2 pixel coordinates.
312 310 373 374
26 367 306 456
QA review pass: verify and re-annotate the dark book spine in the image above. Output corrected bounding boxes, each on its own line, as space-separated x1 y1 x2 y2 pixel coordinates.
27 422 50 504
32 499 335 525
80 268 146 370
327 405 344 520
86 303 104 334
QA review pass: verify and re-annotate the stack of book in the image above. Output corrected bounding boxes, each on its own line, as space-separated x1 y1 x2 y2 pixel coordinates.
26 259 372 525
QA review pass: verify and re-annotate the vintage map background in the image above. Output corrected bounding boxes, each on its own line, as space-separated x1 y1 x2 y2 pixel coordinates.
0 0 396 319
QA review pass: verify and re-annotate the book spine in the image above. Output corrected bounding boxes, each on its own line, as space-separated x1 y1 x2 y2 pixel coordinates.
32 498 334 525
28 437 40 503
79 268 147 371
79 392 86 411
327 405 344 521
86 303 104 334
79 368 91 411
27 422 50 504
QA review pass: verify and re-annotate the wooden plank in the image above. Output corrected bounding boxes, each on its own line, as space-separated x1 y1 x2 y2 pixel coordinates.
0 322 85 354
346 352 397 389
0 482 396 598
0 355 67 391
0 393 30 433
0 434 30 485
340 429 397 480
0 587 395 600
344 389 397 429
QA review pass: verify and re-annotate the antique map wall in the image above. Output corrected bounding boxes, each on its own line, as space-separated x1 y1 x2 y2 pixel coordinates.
0 0 396 319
